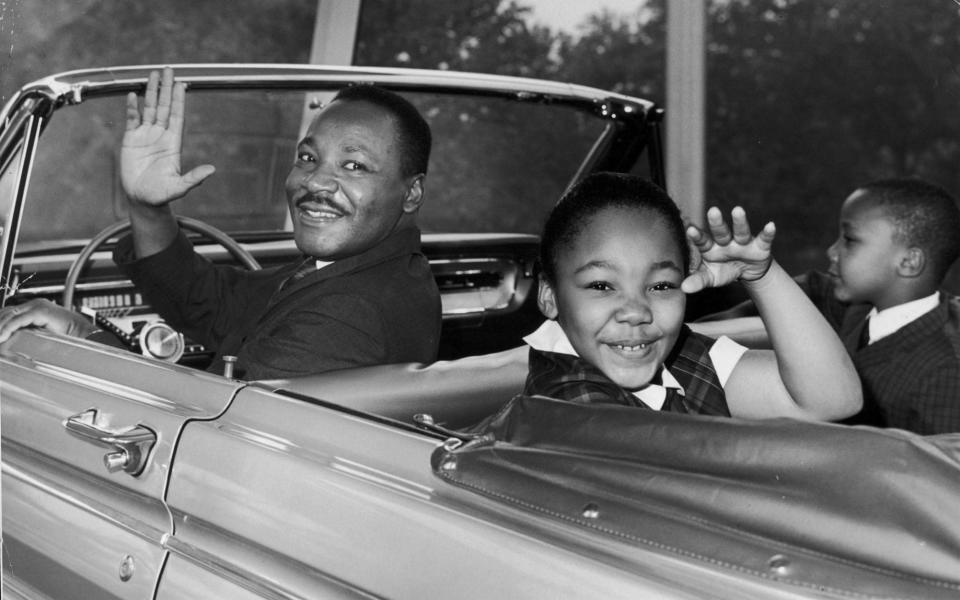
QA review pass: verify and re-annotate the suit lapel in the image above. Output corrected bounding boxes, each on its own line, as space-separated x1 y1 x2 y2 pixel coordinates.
260 226 423 322
839 304 872 355
853 297 949 368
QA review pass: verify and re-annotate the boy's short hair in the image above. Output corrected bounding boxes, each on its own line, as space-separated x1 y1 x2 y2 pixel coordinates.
539 172 689 283
331 84 432 177
857 178 960 281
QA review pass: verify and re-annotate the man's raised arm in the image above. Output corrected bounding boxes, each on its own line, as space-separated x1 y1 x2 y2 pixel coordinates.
121 67 216 258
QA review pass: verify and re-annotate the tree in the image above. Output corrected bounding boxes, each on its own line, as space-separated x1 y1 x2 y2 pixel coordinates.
1 0 316 104
355 0 589 234
705 0 960 275
354 0 555 77
9 0 959 286
553 0 666 101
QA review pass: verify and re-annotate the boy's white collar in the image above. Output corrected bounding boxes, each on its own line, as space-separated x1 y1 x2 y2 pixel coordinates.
866 291 940 344
523 319 681 410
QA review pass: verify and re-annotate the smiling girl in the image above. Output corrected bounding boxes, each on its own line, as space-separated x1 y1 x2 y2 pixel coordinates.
525 172 861 420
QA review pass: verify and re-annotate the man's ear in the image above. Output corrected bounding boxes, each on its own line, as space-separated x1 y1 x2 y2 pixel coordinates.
897 247 926 278
537 275 559 319
402 174 424 214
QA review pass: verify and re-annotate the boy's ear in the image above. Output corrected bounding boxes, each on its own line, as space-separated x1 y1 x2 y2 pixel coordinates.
897 247 926 278
537 276 560 319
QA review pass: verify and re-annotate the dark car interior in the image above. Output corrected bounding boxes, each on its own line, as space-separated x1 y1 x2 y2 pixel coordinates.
7 230 540 362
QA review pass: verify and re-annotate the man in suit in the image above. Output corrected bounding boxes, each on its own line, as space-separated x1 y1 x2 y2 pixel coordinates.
0 67 441 379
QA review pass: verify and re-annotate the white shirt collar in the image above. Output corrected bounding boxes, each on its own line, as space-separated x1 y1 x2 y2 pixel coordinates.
866 291 940 344
523 320 682 410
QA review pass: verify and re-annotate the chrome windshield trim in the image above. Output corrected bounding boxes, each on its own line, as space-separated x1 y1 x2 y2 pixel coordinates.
14 64 655 121
0 111 43 305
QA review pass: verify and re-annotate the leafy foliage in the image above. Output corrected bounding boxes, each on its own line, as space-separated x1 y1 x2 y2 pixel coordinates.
706 0 960 278
5 0 959 284
357 0 960 282
355 0 556 77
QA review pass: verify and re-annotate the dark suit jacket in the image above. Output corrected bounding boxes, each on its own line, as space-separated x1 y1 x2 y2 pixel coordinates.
115 226 441 380
803 271 960 434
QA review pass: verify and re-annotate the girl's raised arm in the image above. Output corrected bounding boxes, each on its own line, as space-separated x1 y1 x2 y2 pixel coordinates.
684 207 862 420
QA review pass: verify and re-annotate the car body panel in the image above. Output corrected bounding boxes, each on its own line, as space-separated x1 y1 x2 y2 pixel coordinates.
158 385 825 600
3 450 166 600
1 329 245 599
438 395 960 599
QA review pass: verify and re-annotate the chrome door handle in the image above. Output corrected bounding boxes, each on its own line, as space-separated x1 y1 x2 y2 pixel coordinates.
64 409 157 476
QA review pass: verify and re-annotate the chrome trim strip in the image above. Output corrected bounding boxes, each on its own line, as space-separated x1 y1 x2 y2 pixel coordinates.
1 574 56 600
430 257 511 267
29 362 181 410
17 63 655 116
330 456 434 500
1 112 42 305
162 534 374 600
21 280 135 297
2 459 167 544
18 257 523 300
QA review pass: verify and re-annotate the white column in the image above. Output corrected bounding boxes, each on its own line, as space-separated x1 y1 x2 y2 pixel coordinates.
287 0 363 231
665 0 706 224
309 0 363 65
297 0 363 135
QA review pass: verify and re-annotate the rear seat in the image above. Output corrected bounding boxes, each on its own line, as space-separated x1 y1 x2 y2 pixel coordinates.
259 346 529 429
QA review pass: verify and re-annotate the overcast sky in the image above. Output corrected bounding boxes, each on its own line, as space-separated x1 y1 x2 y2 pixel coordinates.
524 0 644 33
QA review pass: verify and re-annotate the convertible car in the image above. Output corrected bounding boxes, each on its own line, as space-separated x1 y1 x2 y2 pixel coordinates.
2 65 960 600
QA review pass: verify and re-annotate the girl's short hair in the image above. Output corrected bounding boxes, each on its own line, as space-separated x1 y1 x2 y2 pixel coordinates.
539 172 690 283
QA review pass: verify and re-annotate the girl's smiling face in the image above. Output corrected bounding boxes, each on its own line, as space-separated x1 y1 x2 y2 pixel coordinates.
538 206 687 390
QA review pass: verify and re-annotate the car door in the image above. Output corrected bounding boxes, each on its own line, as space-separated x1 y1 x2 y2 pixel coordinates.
153 384 718 600
1 329 244 600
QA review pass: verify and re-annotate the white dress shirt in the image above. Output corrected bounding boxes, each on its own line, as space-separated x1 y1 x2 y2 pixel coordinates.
865 292 940 345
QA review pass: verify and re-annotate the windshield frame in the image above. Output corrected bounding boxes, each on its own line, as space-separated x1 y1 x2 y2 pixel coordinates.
0 64 663 303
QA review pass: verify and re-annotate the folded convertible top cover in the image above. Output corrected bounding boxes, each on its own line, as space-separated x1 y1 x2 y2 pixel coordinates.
437 395 960 598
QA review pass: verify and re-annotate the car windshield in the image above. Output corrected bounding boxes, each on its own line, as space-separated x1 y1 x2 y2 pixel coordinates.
20 87 622 249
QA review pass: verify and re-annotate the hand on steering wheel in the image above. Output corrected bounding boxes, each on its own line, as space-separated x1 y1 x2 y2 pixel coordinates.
61 216 260 360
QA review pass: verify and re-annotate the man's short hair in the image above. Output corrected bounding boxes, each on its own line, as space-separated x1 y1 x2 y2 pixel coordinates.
859 177 960 281
332 85 432 178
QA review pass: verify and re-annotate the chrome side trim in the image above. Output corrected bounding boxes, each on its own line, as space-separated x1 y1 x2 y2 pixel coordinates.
1 575 57 600
162 534 375 600
2 458 167 545
30 362 179 409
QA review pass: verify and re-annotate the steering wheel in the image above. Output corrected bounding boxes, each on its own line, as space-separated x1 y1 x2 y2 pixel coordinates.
62 216 261 360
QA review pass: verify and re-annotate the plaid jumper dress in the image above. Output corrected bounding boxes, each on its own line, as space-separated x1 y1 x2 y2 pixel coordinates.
524 325 731 416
